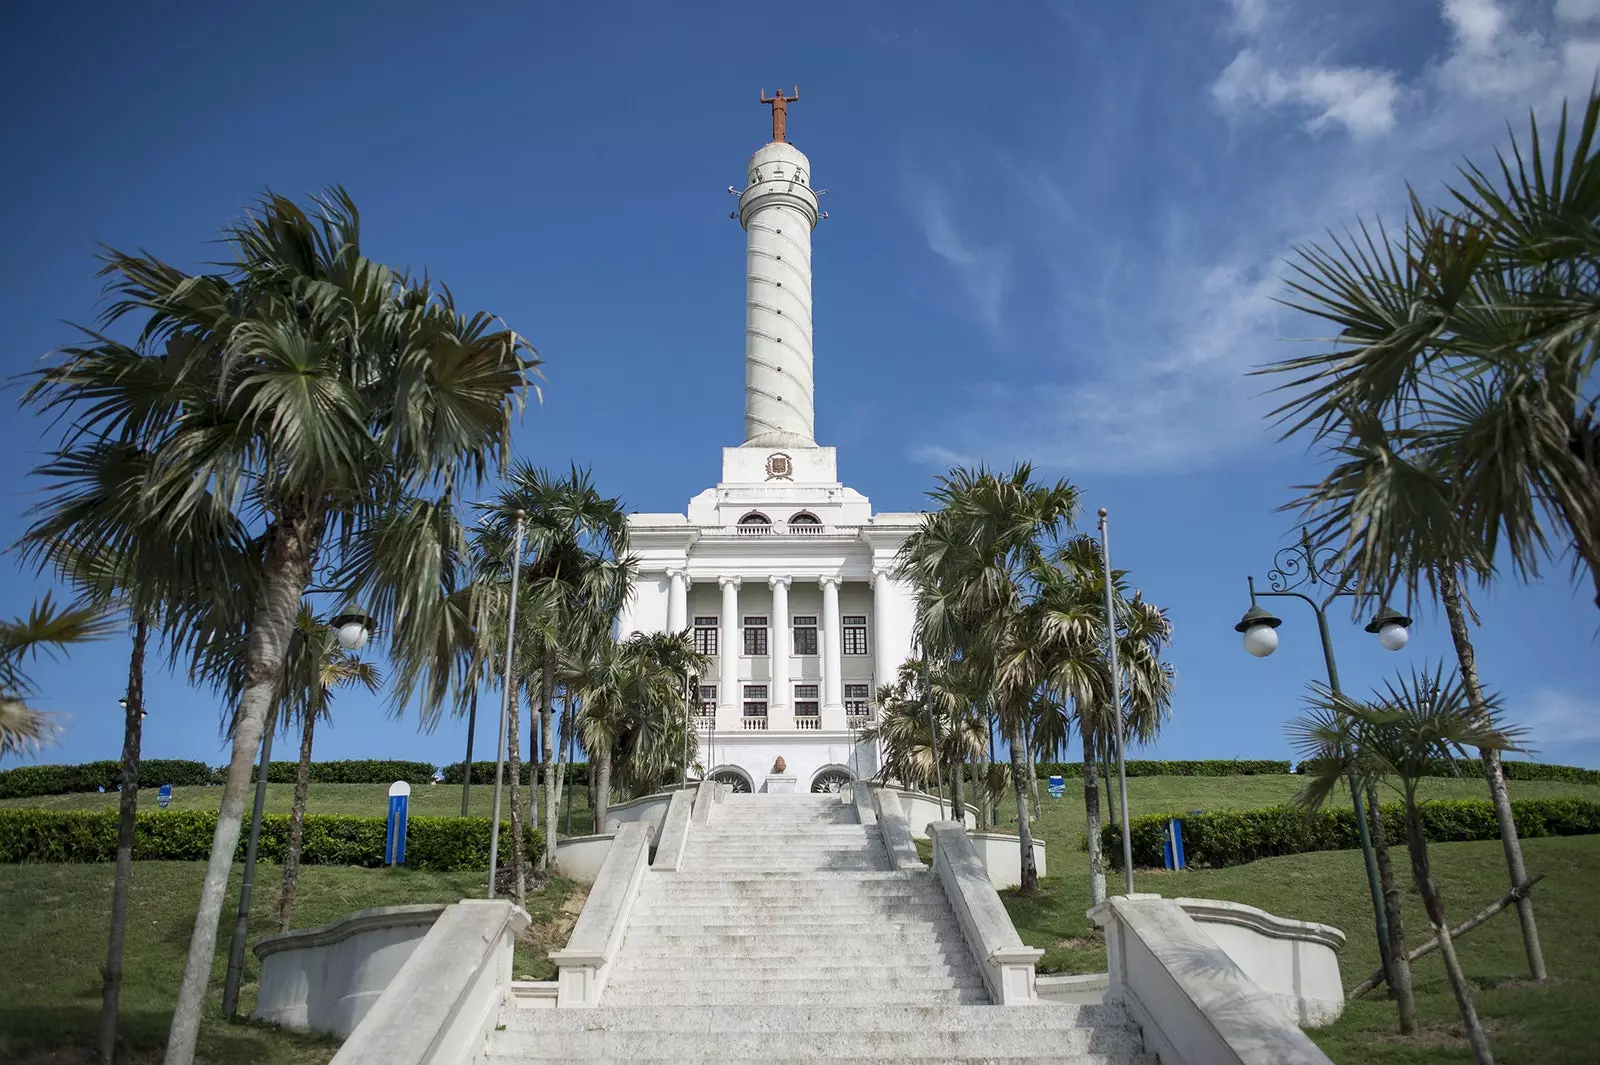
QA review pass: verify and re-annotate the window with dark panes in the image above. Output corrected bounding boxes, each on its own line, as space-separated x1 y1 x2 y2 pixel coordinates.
844 683 870 716
697 684 717 714
842 614 868 655
692 616 718 656
792 615 818 656
743 615 768 656
794 683 819 716
742 684 768 717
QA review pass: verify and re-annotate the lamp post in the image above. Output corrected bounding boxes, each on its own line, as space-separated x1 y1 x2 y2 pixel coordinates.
1098 509 1135 896
1234 528 1411 981
221 604 376 1018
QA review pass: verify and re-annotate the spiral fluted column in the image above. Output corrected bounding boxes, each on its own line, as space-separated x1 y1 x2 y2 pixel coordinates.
737 141 820 448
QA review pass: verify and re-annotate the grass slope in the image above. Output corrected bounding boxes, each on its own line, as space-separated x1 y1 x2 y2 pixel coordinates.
995 775 1600 1065
0 860 576 1065
0 781 598 835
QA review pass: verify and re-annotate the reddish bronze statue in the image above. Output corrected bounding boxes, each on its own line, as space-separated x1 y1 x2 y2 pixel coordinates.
759 87 799 143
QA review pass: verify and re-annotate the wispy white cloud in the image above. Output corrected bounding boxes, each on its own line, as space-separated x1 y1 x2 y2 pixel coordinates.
1515 686 1600 750
1212 47 1402 139
1556 0 1600 22
907 183 1010 335
907 0 1600 477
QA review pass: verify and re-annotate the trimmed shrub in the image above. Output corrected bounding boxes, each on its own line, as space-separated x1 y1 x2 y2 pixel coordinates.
1104 796 1600 868
1036 759 1291 779
0 808 544 871
0 759 214 799
243 760 439 786
1291 758 1600 785
439 760 589 787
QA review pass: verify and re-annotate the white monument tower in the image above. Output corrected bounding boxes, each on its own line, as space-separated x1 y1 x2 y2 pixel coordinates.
619 89 923 795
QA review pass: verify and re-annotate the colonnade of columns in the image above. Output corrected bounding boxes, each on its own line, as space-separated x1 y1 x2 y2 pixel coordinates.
660 568 898 732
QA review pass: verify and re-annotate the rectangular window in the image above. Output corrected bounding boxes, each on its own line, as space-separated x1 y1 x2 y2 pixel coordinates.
743 615 768 656
844 683 871 717
697 684 717 714
842 615 868 656
794 683 819 717
792 615 818 656
693 616 718 656
742 684 768 718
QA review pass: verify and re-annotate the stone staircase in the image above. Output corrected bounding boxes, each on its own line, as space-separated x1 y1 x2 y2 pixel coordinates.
487 792 1152 1064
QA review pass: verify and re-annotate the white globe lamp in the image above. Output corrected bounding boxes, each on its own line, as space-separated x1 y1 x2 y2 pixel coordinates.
1365 607 1413 653
332 612 377 651
1234 604 1282 659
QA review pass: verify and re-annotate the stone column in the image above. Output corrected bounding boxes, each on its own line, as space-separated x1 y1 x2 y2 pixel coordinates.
718 577 741 728
667 569 688 633
820 576 844 725
768 576 792 730
872 568 896 693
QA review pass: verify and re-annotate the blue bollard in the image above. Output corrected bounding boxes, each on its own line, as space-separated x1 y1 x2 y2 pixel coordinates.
1162 817 1187 871
385 781 410 866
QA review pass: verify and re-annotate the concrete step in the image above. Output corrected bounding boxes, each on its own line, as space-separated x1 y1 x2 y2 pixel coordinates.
607 972 987 995
599 986 991 1007
620 914 960 927
629 901 956 918
485 1024 1143 1059
609 958 979 979
503 1003 1133 1032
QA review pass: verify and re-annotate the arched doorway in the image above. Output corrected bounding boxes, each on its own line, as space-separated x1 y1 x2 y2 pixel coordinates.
810 765 856 794
708 765 754 793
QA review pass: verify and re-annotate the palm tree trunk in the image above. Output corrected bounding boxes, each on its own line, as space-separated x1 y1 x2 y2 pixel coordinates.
975 708 990 831
166 512 316 1065
1083 730 1106 904
1025 721 1042 817
1102 752 1117 826
1402 795 1494 1065
277 710 318 932
506 691 527 904
1007 721 1038 895
98 616 146 1065
594 746 612 833
541 646 557 871
950 740 966 827
987 710 1000 828
1365 780 1415 1033
1438 568 1545 981
552 694 571 846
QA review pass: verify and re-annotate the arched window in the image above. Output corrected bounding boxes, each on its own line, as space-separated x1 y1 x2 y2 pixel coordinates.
788 512 821 525
738 512 772 525
736 512 772 536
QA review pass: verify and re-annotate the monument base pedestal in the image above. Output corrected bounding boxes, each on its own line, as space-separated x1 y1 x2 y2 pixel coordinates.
764 774 796 794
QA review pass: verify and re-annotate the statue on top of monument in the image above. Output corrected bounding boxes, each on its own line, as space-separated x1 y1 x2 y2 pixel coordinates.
759 86 799 143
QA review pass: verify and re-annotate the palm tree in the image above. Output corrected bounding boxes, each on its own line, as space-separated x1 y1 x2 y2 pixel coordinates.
1261 94 1600 610
898 464 1081 895
863 659 986 815
1290 665 1524 1065
273 606 380 931
1033 535 1174 904
0 595 115 755
13 440 251 1065
622 630 711 793
1264 198 1554 981
22 188 538 1065
487 465 629 868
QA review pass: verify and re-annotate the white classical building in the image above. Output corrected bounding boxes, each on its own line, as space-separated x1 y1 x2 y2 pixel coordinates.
617 102 921 795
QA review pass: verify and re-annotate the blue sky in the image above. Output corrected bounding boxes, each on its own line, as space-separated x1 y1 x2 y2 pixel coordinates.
2 0 1597 784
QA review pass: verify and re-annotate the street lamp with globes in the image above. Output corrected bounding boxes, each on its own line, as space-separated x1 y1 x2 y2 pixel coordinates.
1233 528 1412 983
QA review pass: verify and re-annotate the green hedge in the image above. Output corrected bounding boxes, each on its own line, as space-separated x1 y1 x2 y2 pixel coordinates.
1291 758 1600 786
1103 796 1600 869
247 760 439 785
1037 760 1291 779
0 759 215 799
0 808 544 872
440 760 589 787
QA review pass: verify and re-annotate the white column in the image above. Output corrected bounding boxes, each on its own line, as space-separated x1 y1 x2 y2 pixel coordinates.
667 569 688 633
872 568 896 693
820 576 844 717
768 576 791 729
718 577 741 723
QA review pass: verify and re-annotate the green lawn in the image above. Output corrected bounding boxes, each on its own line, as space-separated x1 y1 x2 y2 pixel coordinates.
993 774 1600 1065
0 780 598 835
0 860 578 1064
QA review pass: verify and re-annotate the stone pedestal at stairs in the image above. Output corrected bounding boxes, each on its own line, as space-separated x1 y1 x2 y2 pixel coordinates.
489 792 1151 1063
